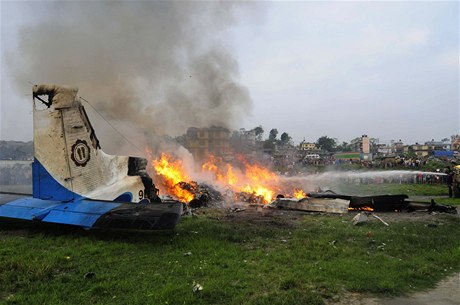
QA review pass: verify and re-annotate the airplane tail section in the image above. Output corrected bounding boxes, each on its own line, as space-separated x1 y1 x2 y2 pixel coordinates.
32 84 156 203
1 84 182 230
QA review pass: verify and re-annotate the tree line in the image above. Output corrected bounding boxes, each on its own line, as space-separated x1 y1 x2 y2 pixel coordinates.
250 126 351 152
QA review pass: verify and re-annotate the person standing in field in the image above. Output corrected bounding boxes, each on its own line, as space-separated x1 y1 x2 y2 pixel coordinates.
445 167 454 198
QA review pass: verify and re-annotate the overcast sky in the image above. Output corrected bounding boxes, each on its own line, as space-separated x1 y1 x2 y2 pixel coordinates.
1 1 458 148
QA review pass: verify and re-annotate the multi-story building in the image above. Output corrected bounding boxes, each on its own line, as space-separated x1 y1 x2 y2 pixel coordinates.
297 140 321 160
184 126 231 160
351 135 370 153
409 144 431 157
350 135 372 160
425 139 451 151
298 140 318 151
376 143 392 155
393 140 406 155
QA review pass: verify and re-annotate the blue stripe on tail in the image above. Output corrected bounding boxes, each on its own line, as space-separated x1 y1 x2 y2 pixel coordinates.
32 158 83 201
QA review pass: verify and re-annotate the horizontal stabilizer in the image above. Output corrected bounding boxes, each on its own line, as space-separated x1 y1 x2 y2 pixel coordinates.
39 200 122 228
0 194 63 221
0 194 182 230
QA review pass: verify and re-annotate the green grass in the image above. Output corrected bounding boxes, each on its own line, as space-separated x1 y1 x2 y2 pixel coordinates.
1 210 459 305
338 183 449 197
434 197 460 206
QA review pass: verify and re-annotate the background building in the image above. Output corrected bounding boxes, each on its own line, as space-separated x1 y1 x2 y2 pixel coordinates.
350 135 372 160
184 126 230 160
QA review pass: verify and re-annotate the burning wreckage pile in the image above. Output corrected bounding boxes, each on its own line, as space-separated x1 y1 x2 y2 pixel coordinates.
150 153 292 206
148 152 457 215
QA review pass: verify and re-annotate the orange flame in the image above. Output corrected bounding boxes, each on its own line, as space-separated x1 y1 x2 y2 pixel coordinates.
151 151 307 205
226 164 237 186
293 189 307 199
200 154 279 203
152 153 194 202
348 206 374 212
241 184 275 203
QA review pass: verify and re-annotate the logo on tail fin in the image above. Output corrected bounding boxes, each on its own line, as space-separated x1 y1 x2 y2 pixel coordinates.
71 140 91 167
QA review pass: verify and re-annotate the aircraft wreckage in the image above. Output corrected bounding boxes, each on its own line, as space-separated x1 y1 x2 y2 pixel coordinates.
268 191 456 214
0 85 456 231
0 84 182 230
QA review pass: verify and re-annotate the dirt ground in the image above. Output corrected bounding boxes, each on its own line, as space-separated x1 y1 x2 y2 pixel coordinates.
325 273 460 305
194 201 459 228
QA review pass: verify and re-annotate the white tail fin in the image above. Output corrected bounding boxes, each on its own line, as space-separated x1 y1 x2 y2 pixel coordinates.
32 84 157 202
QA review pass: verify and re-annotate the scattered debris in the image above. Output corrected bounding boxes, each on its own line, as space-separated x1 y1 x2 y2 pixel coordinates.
268 197 349 214
352 212 389 226
352 212 370 225
228 207 246 213
235 191 265 204
84 272 95 279
192 281 203 293
173 182 457 216
372 213 389 226
174 181 223 208
310 191 457 213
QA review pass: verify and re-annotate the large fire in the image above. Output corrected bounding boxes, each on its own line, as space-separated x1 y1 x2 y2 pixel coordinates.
152 153 194 202
151 152 305 204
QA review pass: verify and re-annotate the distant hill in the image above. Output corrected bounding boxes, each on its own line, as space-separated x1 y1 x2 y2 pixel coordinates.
0 141 33 160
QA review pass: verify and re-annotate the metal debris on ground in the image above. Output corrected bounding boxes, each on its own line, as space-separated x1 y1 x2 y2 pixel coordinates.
352 212 370 225
84 272 95 279
235 191 265 204
372 213 389 226
192 282 203 293
310 191 457 213
268 197 349 214
352 212 389 226
173 182 457 216
228 207 246 213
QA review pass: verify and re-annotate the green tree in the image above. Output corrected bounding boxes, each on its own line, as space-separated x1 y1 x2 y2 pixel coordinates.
336 141 351 152
280 132 292 145
252 126 264 141
316 136 336 152
269 128 278 140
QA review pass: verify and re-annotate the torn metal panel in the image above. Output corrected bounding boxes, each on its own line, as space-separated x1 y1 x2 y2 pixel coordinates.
308 192 457 214
308 192 409 212
350 195 408 211
268 197 349 214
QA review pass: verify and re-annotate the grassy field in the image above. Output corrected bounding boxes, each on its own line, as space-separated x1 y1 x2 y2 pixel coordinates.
337 182 450 197
1 200 459 305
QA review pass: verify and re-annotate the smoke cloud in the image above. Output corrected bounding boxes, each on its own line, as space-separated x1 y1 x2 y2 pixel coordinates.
8 1 258 152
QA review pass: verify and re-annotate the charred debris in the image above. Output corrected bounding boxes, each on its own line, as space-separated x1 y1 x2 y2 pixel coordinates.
171 182 457 215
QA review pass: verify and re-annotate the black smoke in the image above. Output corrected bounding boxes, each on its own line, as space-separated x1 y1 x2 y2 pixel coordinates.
8 1 259 153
